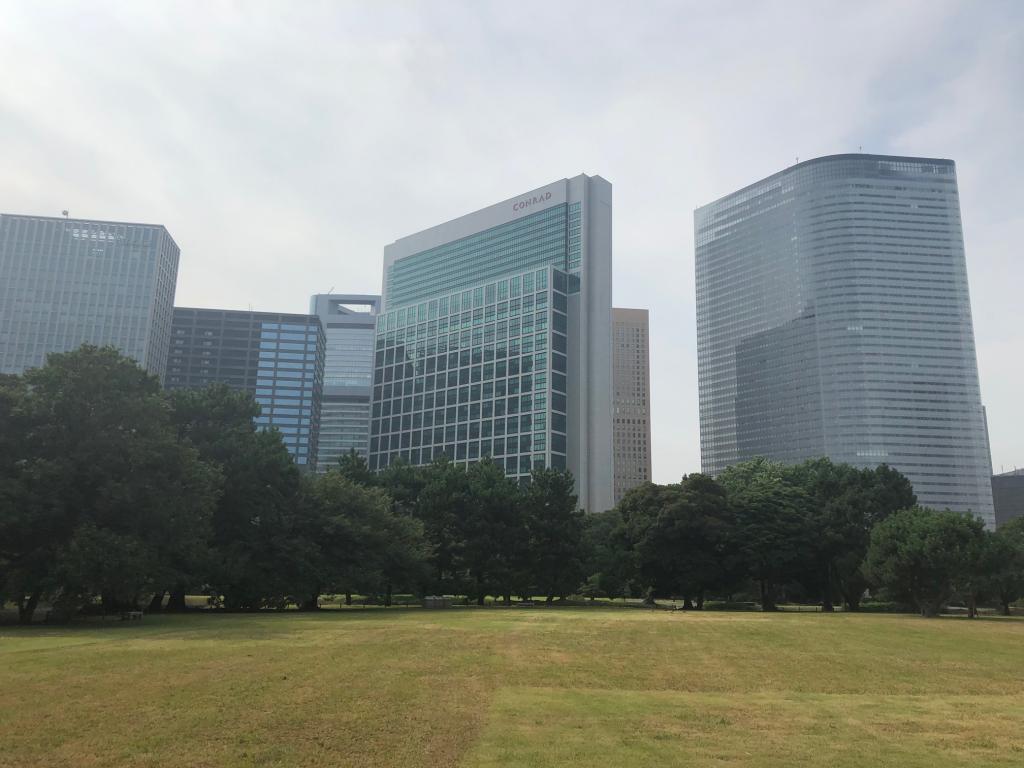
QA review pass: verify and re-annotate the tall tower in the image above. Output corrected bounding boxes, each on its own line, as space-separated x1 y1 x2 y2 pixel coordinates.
612 308 652 504
370 175 614 512
695 154 994 525
166 308 325 470
309 294 381 470
0 214 179 380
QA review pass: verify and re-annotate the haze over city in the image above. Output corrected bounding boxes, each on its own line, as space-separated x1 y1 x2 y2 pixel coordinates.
1 0 1021 483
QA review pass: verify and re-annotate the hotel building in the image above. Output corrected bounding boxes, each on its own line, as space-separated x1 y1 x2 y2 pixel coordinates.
369 175 614 512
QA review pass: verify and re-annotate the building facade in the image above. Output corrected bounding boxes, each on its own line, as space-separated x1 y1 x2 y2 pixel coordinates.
0 213 179 379
309 294 381 471
695 154 994 525
612 308 652 504
370 175 614 512
166 308 325 469
993 469 1024 528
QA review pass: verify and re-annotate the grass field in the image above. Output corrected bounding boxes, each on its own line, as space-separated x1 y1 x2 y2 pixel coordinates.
2 608 1023 767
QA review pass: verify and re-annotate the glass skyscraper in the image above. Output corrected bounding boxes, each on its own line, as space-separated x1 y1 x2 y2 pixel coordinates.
166 308 325 469
0 214 179 379
308 294 380 471
695 154 994 525
370 174 614 512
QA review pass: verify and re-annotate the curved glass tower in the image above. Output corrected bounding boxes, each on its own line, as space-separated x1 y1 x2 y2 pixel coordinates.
695 154 994 525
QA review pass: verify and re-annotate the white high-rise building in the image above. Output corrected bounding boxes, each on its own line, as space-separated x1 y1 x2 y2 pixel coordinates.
370 175 614 513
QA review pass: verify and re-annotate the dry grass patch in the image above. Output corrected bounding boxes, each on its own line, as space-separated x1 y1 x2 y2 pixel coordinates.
1 609 1023 767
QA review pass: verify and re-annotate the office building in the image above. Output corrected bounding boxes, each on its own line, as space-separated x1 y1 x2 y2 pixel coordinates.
309 294 381 471
0 213 179 379
993 469 1024 528
695 154 994 525
612 308 652 504
166 308 325 469
370 174 614 512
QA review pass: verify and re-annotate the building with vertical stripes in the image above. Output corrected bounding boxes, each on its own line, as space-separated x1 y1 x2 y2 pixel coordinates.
695 154 994 525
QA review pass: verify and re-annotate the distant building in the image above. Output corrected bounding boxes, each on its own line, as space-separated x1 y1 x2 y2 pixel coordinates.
695 154 994 526
993 469 1024 528
166 307 324 469
370 174 614 512
0 213 179 379
612 308 652 504
308 294 381 471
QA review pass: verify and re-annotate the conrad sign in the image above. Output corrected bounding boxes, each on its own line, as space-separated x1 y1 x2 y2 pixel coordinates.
513 191 553 212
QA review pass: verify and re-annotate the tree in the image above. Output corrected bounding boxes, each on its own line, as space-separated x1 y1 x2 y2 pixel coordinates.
987 518 1024 616
832 464 916 611
718 459 812 611
306 471 427 607
864 507 985 617
336 449 375 487
783 459 915 612
462 458 524 604
523 469 585 602
414 458 470 593
618 475 736 607
169 384 306 611
580 507 633 600
3 346 219 621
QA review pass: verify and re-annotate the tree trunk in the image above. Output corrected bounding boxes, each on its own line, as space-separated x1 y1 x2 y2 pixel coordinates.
821 566 834 612
683 596 694 610
345 591 352 606
504 591 512 604
165 588 187 611
760 579 778 612
18 591 41 625
967 593 977 619
385 583 393 607
1002 599 1011 617
845 593 861 612
147 591 165 612
920 601 941 618
300 593 319 611
546 594 554 603
696 593 705 610
101 591 118 614
476 574 485 606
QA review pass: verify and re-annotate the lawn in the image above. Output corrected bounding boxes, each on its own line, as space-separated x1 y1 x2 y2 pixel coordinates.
2 608 1023 767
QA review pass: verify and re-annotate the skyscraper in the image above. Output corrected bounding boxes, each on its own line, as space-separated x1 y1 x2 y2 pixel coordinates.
0 214 179 379
166 307 325 469
696 154 991 528
612 307 652 504
695 154 994 525
369 174 614 512
309 294 381 470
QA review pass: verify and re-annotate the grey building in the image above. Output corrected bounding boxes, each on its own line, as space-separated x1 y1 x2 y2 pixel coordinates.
993 469 1024 528
370 174 614 513
0 213 179 379
166 307 325 469
308 294 381 471
695 154 994 526
613 307 652 504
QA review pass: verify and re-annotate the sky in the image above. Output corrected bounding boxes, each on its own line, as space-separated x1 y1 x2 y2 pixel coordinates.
1 0 1021 483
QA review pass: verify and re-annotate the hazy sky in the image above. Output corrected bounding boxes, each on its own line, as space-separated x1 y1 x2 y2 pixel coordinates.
2 1 1021 482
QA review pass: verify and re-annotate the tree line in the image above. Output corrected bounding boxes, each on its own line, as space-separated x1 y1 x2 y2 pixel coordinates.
2 346 1023 623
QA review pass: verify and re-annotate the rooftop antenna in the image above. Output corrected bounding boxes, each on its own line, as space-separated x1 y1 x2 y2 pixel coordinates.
326 285 335 296
859 145 863 153
61 210 68 218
